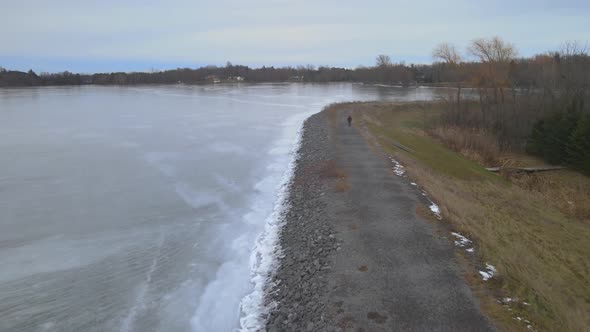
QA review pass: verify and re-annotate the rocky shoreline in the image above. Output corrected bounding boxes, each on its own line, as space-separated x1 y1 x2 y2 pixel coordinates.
265 111 337 332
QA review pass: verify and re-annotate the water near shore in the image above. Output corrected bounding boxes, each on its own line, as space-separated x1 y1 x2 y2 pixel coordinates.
0 84 448 332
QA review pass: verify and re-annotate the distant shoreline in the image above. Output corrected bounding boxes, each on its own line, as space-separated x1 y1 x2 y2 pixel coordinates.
0 81 475 89
0 64 455 88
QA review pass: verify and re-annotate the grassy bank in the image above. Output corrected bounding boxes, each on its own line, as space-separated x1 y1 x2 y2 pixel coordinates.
340 102 590 331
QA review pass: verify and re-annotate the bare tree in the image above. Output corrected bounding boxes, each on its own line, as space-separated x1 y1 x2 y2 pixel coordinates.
558 41 589 97
560 40 589 57
469 36 517 63
433 43 461 65
469 36 517 105
433 43 463 109
376 54 392 67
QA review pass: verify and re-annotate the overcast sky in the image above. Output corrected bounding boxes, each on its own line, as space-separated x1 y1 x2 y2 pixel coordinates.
1 0 589 73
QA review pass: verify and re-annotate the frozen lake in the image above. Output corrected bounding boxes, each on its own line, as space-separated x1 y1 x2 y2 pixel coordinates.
0 83 449 332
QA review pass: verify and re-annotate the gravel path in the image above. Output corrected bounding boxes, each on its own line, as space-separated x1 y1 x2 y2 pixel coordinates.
265 108 494 331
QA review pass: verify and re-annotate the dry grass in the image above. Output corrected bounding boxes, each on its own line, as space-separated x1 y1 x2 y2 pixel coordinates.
345 101 590 332
504 164 590 224
318 159 351 192
428 124 590 224
318 160 346 179
428 128 590 224
325 103 341 130
429 126 500 166
334 179 351 192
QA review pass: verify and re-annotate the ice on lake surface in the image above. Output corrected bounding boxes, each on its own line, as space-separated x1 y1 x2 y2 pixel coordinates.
0 83 450 332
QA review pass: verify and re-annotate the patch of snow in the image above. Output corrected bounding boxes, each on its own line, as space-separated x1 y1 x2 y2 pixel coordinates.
486 263 497 274
479 263 497 281
479 271 492 280
429 203 441 218
389 157 405 176
451 232 472 247
466 248 474 253
503 297 513 303
387 156 444 222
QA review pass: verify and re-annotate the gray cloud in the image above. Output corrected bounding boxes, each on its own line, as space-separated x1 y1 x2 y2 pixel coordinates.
1 0 589 71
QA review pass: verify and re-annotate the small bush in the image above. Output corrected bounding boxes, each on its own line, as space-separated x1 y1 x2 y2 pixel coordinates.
526 111 580 164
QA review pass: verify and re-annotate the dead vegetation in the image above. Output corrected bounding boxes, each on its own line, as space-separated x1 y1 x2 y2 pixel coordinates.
508 170 590 223
318 159 350 192
429 126 500 166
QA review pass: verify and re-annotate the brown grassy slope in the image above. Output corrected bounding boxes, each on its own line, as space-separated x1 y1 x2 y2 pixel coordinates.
341 101 590 332
428 126 590 224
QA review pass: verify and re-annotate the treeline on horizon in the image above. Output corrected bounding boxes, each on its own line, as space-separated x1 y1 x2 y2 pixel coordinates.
1 39 589 89
4 61 450 86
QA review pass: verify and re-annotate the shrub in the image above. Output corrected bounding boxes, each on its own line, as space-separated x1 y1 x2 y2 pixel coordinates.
527 100 590 175
567 113 590 175
526 111 580 164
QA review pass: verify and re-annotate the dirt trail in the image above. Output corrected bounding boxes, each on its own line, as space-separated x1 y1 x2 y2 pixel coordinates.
324 112 493 331
266 109 493 331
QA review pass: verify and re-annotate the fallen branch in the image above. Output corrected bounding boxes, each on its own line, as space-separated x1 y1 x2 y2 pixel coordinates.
378 135 414 153
486 166 566 174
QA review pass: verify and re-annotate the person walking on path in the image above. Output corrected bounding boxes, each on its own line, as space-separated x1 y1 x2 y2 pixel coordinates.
347 115 352 127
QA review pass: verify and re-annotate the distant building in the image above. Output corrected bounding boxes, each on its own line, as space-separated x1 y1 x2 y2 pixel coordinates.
228 76 244 82
205 75 221 83
288 75 304 82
